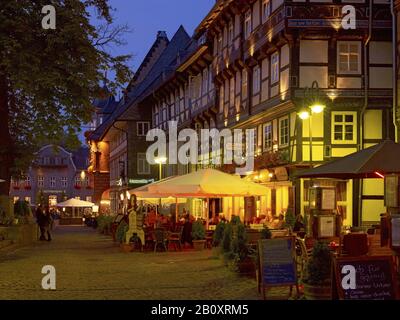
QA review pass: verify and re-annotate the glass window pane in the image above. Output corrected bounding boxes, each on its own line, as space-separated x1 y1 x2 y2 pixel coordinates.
345 115 353 122
334 114 343 122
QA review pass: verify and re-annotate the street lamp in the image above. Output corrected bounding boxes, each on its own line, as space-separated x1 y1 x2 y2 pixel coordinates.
155 156 167 180
298 81 326 168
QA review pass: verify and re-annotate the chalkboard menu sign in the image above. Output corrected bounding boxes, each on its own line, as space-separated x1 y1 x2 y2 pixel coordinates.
258 238 297 290
333 256 398 300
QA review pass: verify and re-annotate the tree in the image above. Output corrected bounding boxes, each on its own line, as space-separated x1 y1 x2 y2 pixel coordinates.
0 1 132 195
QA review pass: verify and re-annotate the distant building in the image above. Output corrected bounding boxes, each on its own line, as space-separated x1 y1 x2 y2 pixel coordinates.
9 145 94 210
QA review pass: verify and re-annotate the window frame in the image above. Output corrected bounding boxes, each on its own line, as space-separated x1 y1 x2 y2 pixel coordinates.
253 65 261 94
279 116 289 147
337 41 362 75
263 122 273 151
137 153 151 175
262 0 271 23
61 177 68 188
331 111 357 144
244 10 252 39
271 52 280 84
137 121 150 136
50 176 56 188
38 176 44 187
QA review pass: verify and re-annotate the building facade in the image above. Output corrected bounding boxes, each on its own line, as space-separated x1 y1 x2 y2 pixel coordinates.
144 0 394 226
87 29 192 214
10 145 94 208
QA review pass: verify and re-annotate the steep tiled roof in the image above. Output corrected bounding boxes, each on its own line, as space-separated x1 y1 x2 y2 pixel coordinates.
89 26 191 141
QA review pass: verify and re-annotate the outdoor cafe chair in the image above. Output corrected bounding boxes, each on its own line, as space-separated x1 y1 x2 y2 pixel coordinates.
168 226 183 251
153 228 168 253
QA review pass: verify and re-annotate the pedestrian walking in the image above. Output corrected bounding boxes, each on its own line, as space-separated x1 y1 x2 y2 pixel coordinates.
40 206 53 241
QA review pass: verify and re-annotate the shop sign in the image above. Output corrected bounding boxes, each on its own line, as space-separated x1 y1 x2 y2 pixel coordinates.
333 256 398 300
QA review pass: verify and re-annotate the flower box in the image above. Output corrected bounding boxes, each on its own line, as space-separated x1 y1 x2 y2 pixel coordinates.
74 185 81 190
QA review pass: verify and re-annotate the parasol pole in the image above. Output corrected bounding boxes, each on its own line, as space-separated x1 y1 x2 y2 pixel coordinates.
175 197 178 223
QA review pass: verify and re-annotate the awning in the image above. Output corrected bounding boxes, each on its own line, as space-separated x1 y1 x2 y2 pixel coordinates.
295 139 400 179
147 168 269 197
57 198 95 208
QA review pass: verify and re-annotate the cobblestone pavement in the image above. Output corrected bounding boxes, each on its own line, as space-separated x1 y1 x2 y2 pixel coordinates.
0 226 293 300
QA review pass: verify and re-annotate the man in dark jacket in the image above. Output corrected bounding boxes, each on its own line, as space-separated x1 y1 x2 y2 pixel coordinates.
35 205 46 241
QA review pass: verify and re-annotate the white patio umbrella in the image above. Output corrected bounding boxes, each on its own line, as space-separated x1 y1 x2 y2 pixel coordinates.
147 168 269 226
56 198 95 207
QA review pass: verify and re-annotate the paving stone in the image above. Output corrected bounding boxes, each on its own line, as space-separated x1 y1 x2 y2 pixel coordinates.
0 226 294 300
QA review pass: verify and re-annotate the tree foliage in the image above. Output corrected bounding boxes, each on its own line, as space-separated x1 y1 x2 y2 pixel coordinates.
0 0 133 193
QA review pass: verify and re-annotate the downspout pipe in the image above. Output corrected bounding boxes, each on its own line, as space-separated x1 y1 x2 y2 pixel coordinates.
358 0 373 227
391 0 399 142
112 122 129 184
360 0 373 151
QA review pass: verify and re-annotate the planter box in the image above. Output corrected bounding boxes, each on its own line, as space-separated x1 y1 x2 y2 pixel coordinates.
120 243 133 253
0 224 38 246
193 240 206 251
303 283 332 300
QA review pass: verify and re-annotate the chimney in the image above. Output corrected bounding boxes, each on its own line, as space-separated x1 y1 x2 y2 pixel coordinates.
157 31 168 39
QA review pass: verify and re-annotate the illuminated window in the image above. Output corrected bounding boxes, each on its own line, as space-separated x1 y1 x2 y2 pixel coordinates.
38 176 44 187
50 177 56 188
13 197 19 204
263 122 273 151
279 116 289 146
75 176 81 186
271 52 280 84
24 197 31 204
337 41 361 74
61 177 67 187
262 0 271 23
244 10 252 39
25 176 30 187
332 112 357 144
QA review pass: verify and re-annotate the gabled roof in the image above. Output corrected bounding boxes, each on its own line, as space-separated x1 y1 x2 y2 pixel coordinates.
89 26 191 141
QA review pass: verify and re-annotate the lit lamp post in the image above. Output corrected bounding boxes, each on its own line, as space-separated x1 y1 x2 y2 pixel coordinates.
298 81 326 237
154 156 167 215
298 81 325 168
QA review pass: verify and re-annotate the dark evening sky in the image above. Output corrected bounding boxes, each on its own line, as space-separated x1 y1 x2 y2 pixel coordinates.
105 0 215 73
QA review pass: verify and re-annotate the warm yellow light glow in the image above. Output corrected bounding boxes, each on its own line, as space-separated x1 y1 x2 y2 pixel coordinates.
310 104 325 114
328 91 337 101
80 170 86 180
100 200 110 205
224 120 228 127
298 111 310 120
126 191 131 200
268 172 274 178
236 114 240 121
155 156 167 164
120 193 124 201
92 205 99 213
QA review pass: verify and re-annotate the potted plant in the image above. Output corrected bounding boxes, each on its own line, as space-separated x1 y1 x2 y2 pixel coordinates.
302 241 332 300
284 209 296 232
191 220 206 250
230 219 255 276
116 220 131 252
212 221 226 247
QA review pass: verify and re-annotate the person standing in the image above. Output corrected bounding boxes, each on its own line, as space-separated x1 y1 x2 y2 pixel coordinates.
42 206 53 241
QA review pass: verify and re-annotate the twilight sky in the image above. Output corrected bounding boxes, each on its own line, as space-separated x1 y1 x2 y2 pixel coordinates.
104 0 215 73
